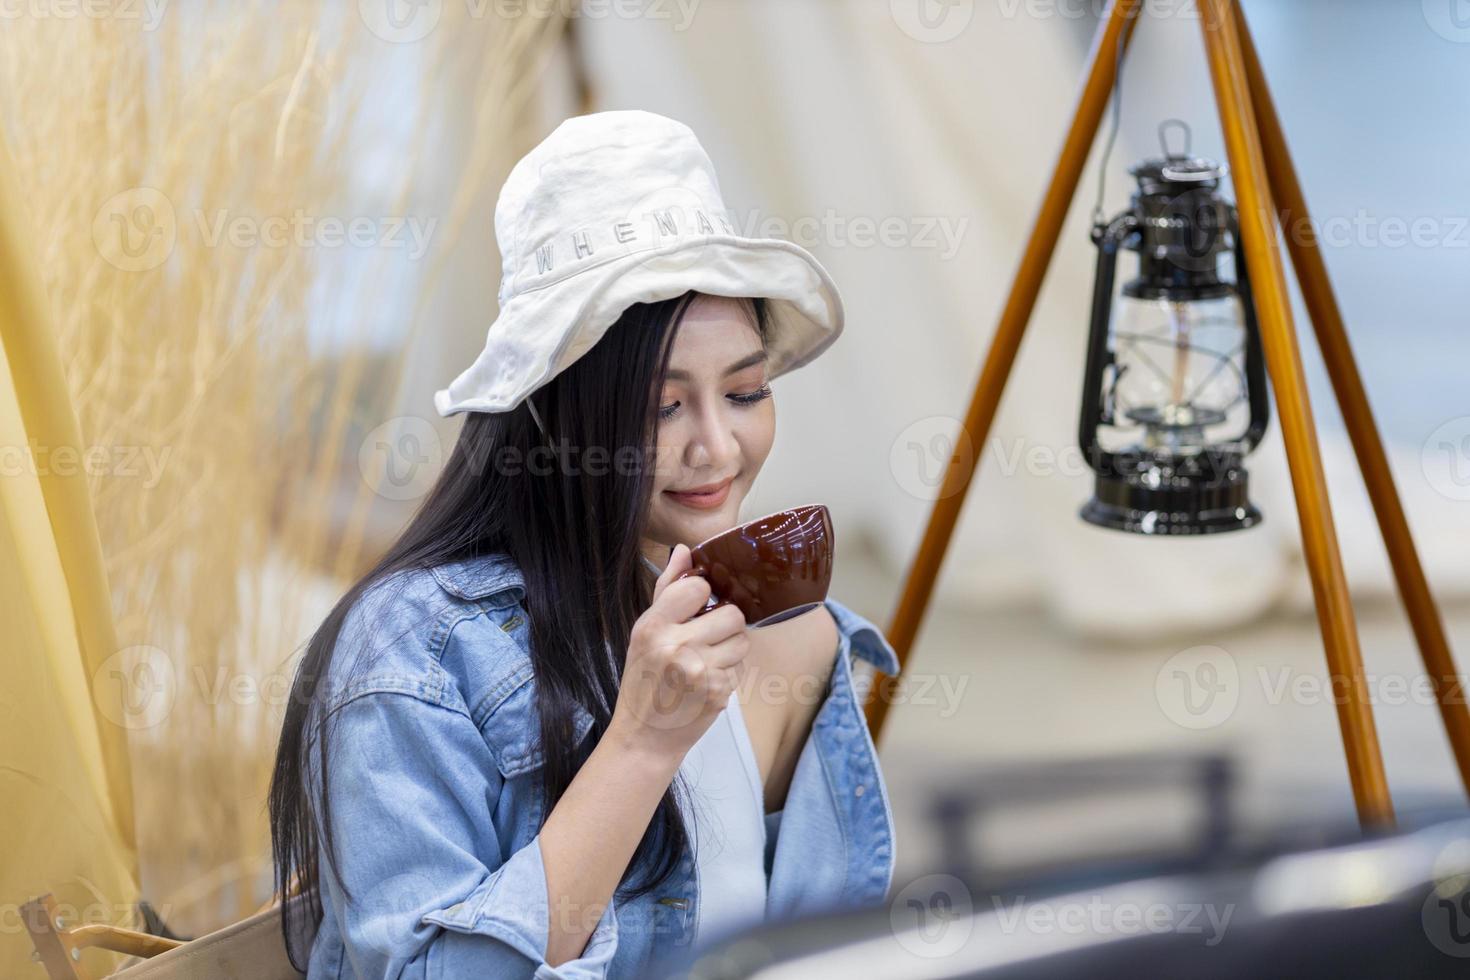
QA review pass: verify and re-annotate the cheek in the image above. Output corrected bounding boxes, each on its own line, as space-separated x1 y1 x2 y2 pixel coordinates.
650 438 679 491
736 401 776 475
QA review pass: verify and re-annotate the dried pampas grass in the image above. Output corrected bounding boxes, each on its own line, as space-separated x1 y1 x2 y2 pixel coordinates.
0 0 573 935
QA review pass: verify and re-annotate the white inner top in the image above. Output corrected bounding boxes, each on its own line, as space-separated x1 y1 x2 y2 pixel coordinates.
677 691 771 948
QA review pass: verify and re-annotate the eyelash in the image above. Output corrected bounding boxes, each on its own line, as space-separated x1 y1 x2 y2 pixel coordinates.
658 382 772 421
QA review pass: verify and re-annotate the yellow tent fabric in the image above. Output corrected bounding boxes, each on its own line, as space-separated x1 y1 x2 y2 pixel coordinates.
0 139 139 976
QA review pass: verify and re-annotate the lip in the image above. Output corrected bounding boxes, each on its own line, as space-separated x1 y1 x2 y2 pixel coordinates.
663 476 734 510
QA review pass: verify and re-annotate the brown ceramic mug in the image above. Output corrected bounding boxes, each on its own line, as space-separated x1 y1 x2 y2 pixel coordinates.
674 503 834 628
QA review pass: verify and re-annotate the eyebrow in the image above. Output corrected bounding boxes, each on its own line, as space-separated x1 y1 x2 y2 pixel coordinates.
663 349 768 382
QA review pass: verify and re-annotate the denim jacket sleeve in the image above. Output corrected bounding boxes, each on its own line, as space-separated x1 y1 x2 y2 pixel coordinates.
763 595 902 919
312 584 619 979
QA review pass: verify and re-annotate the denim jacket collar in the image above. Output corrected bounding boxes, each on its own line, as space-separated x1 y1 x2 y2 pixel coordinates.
429 553 527 602
822 596 901 676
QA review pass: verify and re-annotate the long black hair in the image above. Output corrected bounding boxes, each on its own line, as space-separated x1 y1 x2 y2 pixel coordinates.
269 290 769 964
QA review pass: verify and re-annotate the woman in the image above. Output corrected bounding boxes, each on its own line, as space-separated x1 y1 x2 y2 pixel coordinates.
270 110 899 978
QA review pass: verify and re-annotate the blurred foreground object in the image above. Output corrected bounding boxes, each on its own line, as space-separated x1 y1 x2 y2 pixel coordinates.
0 136 140 978
23 895 312 980
684 754 1470 977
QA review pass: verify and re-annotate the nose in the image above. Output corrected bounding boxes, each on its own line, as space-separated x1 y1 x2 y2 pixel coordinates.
684 399 739 472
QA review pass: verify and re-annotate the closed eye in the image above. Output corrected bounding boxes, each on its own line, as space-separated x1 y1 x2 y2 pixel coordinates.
729 383 772 406
657 383 772 421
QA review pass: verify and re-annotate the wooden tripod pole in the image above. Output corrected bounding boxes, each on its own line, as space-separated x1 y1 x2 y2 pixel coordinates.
1200 0 1392 827
1232 3 1470 799
864 0 1143 740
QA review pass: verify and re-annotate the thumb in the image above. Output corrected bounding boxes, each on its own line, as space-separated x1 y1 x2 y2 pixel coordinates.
652 543 694 601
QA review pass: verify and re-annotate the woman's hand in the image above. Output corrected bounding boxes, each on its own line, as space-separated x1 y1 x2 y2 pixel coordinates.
610 543 750 761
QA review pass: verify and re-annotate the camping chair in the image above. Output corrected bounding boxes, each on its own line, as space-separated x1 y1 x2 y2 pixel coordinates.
22 893 312 980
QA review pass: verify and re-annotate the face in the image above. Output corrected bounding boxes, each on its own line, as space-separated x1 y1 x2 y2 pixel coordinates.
641 294 775 567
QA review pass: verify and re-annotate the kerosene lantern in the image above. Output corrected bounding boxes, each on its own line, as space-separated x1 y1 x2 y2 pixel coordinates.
1078 131 1269 534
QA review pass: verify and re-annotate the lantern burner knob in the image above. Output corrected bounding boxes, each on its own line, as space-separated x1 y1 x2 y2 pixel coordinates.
1125 404 1229 431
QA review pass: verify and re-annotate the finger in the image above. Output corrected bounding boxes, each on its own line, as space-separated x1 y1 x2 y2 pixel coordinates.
653 572 713 623
651 543 694 603
700 629 752 670
675 602 746 645
723 664 744 699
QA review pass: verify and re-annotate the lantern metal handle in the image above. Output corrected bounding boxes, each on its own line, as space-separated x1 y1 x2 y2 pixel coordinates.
1079 211 1136 477
1158 120 1229 183
1229 205 1271 454
1159 118 1191 159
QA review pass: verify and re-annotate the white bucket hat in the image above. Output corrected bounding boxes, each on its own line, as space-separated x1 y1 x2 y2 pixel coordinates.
433 109 844 417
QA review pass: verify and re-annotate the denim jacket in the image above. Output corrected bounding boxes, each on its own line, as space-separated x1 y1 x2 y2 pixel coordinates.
305 552 900 979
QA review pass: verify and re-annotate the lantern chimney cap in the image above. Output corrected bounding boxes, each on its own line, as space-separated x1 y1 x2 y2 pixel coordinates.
1129 154 1228 195
1129 119 1227 194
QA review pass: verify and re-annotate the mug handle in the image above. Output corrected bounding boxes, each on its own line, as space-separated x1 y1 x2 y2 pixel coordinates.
674 567 732 616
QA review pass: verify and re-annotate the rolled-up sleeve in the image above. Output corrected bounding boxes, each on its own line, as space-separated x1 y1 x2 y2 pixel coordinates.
315 688 618 979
